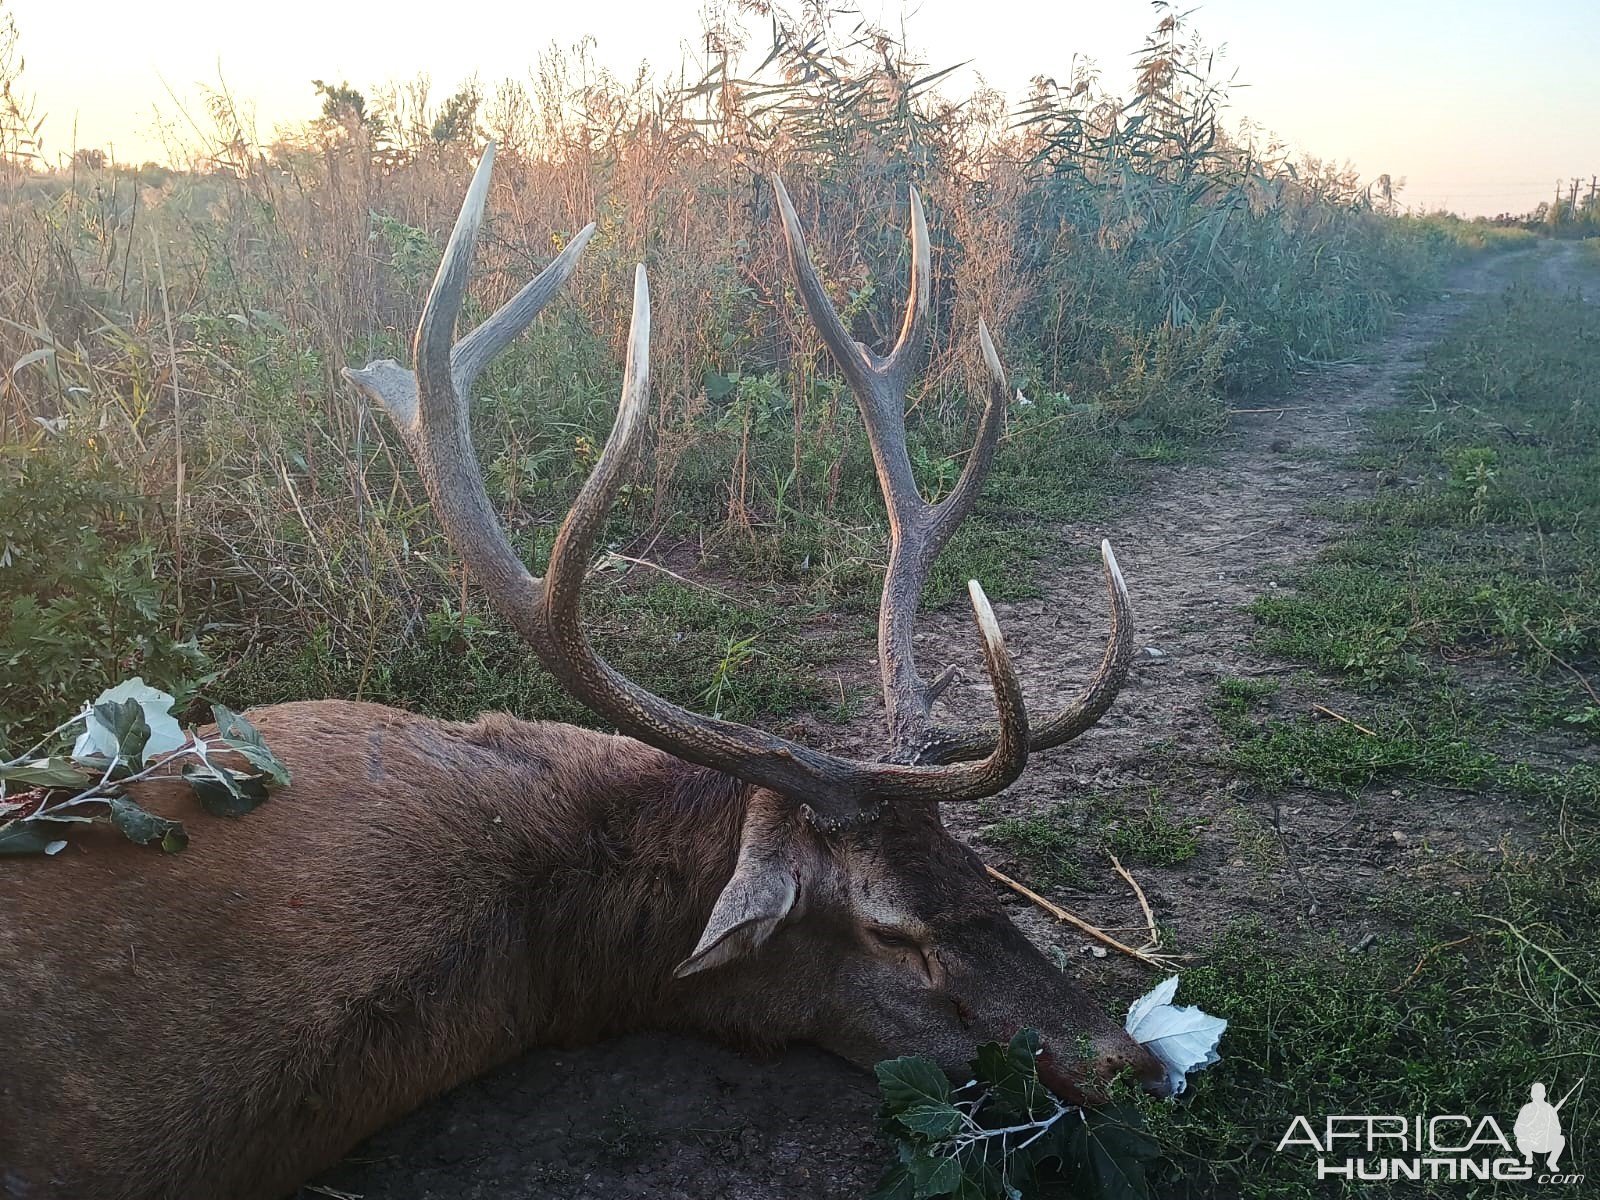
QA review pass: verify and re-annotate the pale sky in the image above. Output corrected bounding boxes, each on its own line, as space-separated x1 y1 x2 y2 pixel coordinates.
11 0 1598 216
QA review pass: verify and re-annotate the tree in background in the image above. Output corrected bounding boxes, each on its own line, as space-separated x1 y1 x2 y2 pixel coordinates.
0 0 39 171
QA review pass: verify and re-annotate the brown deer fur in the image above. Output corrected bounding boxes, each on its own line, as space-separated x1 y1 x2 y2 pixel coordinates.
1 701 1159 1200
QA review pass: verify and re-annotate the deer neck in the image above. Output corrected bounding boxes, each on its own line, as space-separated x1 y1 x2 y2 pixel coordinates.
485 741 752 1043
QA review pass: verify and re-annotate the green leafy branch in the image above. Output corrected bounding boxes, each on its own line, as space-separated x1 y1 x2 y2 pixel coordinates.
872 1029 1158 1200
0 688 289 857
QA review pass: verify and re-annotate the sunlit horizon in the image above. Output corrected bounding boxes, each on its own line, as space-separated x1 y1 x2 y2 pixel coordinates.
8 0 1600 218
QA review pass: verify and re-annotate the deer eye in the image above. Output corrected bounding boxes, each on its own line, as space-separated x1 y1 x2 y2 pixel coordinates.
866 926 943 987
867 926 922 953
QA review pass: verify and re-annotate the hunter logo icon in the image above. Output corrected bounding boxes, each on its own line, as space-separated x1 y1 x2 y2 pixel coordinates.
1515 1081 1578 1172
1274 1077 1585 1184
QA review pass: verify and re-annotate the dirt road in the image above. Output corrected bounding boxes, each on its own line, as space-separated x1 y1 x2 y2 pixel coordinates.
308 244 1573 1200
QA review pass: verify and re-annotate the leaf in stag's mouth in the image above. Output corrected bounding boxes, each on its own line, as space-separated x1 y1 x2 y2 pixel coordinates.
1125 975 1227 1096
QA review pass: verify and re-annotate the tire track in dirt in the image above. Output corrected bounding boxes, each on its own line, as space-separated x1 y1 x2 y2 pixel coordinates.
310 248 1549 1200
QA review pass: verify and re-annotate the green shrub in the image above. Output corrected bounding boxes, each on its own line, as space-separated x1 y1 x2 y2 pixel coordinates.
0 435 203 747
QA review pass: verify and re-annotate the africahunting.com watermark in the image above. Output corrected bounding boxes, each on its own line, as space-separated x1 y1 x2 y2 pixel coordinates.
1275 1081 1585 1185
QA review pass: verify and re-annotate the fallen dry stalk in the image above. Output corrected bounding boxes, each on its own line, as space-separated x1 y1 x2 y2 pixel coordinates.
1521 622 1600 707
1390 935 1480 994
1109 853 1161 952
984 865 1181 970
598 551 738 600
152 230 185 615
1311 702 1379 738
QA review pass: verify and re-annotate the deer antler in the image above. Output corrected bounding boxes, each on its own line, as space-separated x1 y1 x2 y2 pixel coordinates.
770 176 1134 768
345 144 1031 828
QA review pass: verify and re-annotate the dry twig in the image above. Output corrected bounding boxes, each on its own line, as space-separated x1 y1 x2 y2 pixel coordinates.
1311 702 1379 738
1390 934 1479 994
1521 623 1600 707
1109 854 1160 952
597 551 737 600
984 865 1181 970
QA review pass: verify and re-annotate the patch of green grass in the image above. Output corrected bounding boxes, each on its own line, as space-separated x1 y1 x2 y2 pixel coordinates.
1213 675 1280 714
1106 794 1200 867
1139 824 1600 1199
1250 562 1426 684
981 805 1089 889
223 577 844 730
1214 682 1594 809
984 791 1202 885
1216 703 1497 796
924 517 1051 606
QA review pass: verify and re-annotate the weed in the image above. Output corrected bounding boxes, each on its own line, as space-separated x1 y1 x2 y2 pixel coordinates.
1106 794 1200 868
981 806 1089 890
699 634 764 719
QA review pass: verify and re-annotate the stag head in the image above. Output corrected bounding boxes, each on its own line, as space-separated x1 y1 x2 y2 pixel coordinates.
346 146 1162 1101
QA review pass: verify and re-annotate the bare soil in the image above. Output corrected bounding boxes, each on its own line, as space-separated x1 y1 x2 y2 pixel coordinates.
305 246 1573 1200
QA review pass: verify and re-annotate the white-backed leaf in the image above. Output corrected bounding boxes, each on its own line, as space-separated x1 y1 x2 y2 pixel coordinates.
1124 976 1226 1096
72 678 186 765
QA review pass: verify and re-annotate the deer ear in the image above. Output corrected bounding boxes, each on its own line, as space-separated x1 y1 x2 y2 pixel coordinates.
674 852 797 977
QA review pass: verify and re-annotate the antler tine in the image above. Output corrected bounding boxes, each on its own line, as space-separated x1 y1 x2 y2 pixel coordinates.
770 175 876 393
771 177 928 390
342 143 499 431
882 184 931 385
924 540 1136 764
533 263 1030 825
414 141 497 426
543 265 655 632
965 579 1030 769
926 318 1010 547
876 318 1014 758
357 151 1039 829
452 221 596 396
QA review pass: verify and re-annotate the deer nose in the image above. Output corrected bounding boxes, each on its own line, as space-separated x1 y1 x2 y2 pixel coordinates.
1106 1035 1170 1095
1034 1032 1167 1104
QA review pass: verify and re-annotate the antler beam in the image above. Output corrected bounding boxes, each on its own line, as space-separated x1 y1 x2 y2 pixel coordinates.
770 176 1135 767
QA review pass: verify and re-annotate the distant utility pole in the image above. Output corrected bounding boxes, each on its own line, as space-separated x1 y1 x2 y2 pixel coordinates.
1571 177 1583 214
